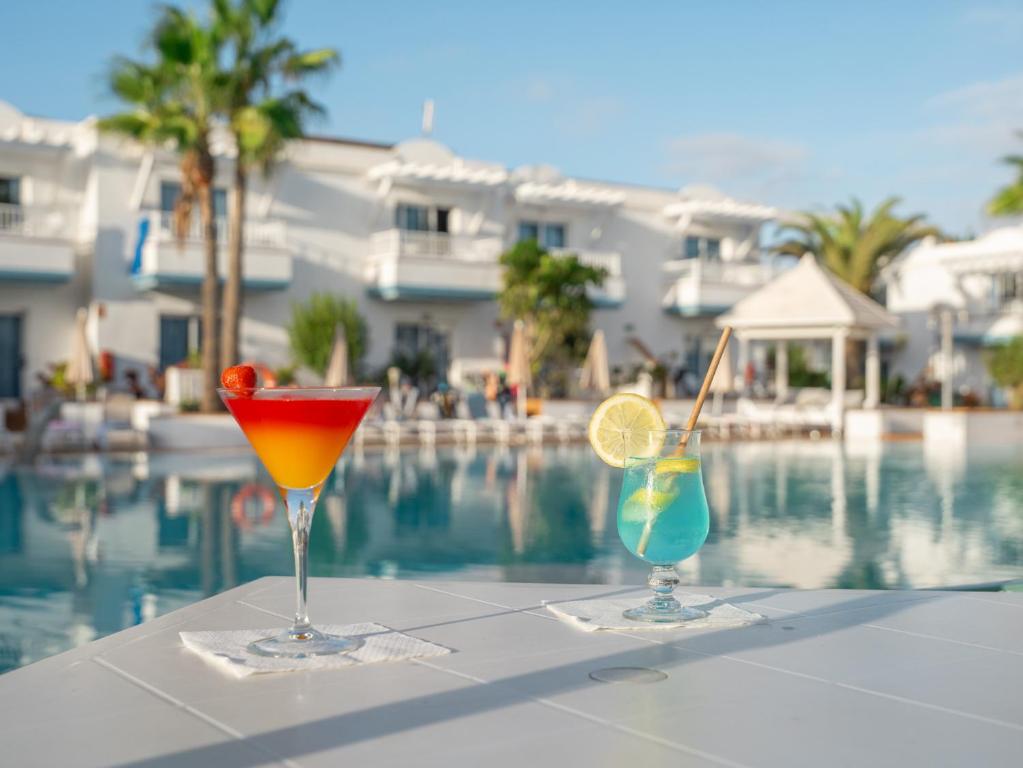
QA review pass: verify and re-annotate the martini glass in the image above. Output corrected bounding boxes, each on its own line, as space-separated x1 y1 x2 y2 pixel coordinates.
220 385 379 657
616 429 710 622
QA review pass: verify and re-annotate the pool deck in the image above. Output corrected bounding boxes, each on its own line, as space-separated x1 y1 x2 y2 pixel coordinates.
3 578 1022 767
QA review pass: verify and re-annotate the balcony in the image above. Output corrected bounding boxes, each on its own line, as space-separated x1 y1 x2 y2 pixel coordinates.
0 203 75 282
662 258 785 316
365 229 504 301
952 301 1023 346
132 210 291 291
549 247 625 307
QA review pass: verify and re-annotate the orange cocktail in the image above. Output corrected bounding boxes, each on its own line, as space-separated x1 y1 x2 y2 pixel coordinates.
220 381 379 658
224 393 373 491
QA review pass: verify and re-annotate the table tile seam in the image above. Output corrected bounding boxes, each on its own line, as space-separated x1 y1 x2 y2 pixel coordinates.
745 598 1023 657
412 583 559 622
741 593 943 621
236 598 300 621
654 642 1023 733
412 582 695 647
409 659 751 768
861 622 1023 657
961 595 1023 610
72 600 252 660
91 657 303 768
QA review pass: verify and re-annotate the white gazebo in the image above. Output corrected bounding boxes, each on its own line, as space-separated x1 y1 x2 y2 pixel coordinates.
717 254 899 432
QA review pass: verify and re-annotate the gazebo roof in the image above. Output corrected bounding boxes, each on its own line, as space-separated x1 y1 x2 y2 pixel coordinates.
717 254 899 334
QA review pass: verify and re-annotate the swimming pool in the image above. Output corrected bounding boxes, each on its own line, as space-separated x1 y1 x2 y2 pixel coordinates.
2 439 1022 670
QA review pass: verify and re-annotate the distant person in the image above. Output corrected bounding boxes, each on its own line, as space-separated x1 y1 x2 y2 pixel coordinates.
484 371 499 402
497 376 513 419
124 370 147 400
146 365 165 400
673 364 689 397
432 383 457 418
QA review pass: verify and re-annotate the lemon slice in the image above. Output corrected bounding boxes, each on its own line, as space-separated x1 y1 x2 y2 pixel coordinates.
587 393 666 468
655 457 700 475
621 487 675 522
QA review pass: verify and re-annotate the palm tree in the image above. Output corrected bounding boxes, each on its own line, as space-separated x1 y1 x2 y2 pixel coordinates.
213 0 339 370
101 6 227 412
774 197 940 295
987 137 1023 217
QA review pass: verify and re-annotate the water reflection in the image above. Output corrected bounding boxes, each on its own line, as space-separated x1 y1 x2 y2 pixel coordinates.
1 440 1022 670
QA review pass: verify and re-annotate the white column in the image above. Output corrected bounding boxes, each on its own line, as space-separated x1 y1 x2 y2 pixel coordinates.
941 308 953 410
865 334 880 409
737 334 751 392
775 342 789 402
831 329 848 434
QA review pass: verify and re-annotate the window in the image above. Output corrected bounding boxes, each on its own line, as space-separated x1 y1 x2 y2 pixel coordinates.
518 221 567 249
393 323 450 383
0 177 20 206
158 315 202 370
996 272 1023 306
705 238 721 259
396 204 428 231
543 223 565 249
160 181 227 218
396 204 450 233
682 235 721 260
518 222 539 242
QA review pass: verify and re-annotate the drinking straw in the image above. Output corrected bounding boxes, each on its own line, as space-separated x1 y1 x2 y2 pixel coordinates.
670 325 733 457
636 326 732 556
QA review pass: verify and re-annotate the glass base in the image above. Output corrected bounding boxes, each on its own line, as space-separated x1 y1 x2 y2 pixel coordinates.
247 627 364 658
623 600 708 624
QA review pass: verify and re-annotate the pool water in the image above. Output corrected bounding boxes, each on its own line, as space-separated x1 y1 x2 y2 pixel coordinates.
1 440 1022 671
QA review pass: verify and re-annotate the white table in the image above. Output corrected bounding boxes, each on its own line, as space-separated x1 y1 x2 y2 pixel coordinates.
3 578 1022 767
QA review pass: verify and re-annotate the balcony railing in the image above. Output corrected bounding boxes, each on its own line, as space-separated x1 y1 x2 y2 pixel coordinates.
134 210 291 290
662 257 788 315
548 247 622 276
0 203 72 239
370 229 502 262
366 229 504 301
663 258 778 285
150 210 286 250
545 247 624 306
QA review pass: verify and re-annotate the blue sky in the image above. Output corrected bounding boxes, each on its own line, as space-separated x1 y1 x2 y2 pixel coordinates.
4 0 1022 234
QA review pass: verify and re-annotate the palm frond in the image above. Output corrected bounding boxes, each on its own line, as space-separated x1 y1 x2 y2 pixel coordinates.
283 48 340 77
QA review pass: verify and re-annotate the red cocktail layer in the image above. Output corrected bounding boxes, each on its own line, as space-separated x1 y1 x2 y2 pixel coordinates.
225 395 374 490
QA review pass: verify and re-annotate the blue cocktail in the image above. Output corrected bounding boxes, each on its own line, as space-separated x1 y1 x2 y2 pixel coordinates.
616 429 710 622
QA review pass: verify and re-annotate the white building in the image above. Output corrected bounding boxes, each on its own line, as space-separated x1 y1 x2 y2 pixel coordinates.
885 227 1023 403
0 99 784 401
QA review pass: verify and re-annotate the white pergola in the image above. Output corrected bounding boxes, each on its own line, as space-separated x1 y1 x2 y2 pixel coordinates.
716 254 900 432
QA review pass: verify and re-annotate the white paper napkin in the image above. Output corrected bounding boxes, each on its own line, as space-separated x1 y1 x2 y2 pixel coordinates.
544 594 764 631
179 622 451 678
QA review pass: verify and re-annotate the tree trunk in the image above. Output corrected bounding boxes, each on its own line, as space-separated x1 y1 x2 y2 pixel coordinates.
221 159 245 370
197 147 220 413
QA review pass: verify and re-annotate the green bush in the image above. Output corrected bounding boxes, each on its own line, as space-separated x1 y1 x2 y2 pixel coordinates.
987 336 1023 409
288 294 368 377
787 344 830 389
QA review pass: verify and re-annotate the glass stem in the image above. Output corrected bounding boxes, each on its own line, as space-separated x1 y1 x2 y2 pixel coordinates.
285 487 317 637
647 565 681 612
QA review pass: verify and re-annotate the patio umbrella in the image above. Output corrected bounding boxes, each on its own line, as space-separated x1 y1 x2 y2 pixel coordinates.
506 320 531 418
323 325 349 387
65 308 94 401
580 329 610 395
709 342 734 416
507 451 529 554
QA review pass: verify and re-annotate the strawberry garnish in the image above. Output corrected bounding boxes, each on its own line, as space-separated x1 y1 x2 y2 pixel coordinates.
221 364 257 391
